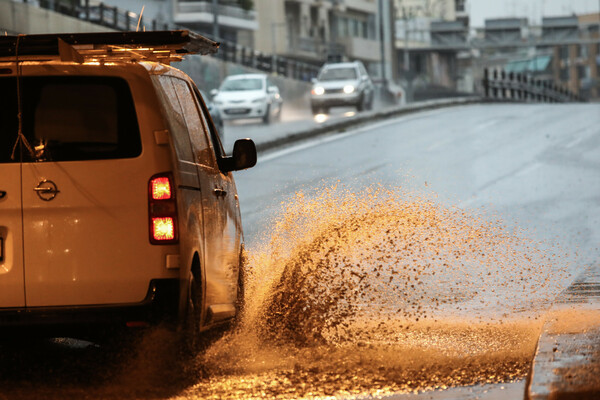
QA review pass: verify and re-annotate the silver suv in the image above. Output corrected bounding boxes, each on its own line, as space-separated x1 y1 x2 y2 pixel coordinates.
310 61 375 114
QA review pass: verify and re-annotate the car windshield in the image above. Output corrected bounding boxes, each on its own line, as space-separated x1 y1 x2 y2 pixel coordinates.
220 78 264 91
318 67 358 81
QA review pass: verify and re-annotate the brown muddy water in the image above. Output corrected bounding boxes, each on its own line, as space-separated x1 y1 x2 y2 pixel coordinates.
0 185 573 399
184 185 570 399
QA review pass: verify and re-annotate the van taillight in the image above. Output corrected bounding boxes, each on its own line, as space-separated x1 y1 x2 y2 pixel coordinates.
149 173 178 244
151 177 172 200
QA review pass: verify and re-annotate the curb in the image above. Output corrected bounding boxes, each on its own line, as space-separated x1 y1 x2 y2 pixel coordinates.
254 96 483 153
527 265 600 399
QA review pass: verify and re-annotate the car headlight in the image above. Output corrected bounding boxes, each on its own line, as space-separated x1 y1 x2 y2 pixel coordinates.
252 97 267 103
312 86 325 96
343 85 355 94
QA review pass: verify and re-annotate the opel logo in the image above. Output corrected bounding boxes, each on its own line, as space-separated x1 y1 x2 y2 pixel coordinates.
34 180 60 201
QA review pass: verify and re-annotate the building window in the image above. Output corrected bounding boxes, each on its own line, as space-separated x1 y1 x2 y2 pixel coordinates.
455 0 465 12
578 44 589 59
559 45 569 60
559 67 569 81
577 65 590 80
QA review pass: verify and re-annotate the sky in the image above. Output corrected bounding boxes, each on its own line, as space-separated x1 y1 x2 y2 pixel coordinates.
468 0 600 27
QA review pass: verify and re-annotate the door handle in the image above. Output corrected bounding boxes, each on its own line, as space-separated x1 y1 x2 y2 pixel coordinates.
0 191 6 199
213 188 227 197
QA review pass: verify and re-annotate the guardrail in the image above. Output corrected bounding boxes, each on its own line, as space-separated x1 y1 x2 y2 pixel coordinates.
482 68 584 103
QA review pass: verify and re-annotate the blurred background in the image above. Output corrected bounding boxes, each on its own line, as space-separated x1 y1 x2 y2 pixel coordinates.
2 0 598 105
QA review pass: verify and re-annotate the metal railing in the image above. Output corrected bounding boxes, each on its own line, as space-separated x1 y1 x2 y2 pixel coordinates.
176 1 256 21
482 68 585 103
214 40 320 81
15 0 319 81
32 0 152 31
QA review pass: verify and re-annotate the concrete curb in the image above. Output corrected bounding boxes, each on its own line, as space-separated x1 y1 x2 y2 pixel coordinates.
254 96 483 153
527 265 600 399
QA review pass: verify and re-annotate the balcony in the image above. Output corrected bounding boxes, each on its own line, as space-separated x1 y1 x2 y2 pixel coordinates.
338 36 380 61
288 36 345 62
174 1 258 31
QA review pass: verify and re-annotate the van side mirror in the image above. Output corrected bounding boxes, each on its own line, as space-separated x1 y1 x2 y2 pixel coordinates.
210 88 218 97
219 139 257 172
267 86 278 94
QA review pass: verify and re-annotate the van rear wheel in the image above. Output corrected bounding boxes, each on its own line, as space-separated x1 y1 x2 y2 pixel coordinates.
181 270 202 355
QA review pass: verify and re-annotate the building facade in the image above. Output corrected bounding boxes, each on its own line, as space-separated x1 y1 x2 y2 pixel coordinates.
393 0 469 97
254 0 382 70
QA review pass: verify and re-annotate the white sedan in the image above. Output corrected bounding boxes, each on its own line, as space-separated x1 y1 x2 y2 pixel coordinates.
211 74 283 124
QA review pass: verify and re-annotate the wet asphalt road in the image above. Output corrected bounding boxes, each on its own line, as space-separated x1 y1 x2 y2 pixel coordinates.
232 102 599 398
1 103 598 400
235 103 599 266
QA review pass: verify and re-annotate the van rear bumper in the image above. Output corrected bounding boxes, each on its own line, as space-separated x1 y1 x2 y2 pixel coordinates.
0 279 179 339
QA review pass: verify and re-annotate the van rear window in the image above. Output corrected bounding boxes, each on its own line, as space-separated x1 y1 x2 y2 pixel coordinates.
0 76 141 163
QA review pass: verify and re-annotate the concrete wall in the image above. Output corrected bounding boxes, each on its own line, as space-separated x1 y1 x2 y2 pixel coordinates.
0 0 113 34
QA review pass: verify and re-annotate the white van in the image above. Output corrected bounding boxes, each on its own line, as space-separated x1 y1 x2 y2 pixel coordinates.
0 31 256 346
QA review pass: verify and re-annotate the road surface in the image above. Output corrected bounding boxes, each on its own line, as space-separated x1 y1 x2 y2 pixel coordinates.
1 102 598 399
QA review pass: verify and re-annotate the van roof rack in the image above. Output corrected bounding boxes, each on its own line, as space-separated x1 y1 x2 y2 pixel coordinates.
0 30 219 64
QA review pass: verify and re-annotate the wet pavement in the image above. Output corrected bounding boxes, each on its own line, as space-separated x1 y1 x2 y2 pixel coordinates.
221 97 480 153
528 264 600 399
1 102 598 400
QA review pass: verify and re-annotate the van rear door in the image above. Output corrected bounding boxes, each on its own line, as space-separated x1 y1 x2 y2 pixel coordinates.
0 76 25 308
19 76 150 307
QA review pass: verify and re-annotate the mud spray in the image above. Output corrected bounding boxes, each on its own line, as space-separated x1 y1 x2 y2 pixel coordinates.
133 184 572 399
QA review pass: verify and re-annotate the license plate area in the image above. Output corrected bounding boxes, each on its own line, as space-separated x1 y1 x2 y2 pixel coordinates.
225 108 249 115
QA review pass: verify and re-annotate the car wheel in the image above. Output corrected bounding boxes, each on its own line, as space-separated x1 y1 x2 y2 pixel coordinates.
366 93 374 110
262 105 271 124
181 268 202 355
356 94 365 112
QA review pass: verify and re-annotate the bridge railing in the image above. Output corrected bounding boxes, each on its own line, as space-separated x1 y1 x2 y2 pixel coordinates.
482 68 584 103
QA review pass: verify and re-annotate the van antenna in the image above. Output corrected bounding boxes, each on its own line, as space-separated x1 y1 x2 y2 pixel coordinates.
136 6 145 32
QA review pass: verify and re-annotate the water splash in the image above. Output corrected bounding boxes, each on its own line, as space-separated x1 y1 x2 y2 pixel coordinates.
239 184 568 345
187 184 572 398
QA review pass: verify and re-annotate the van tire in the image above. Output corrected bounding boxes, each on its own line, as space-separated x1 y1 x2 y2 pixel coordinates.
181 264 202 355
234 249 247 326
